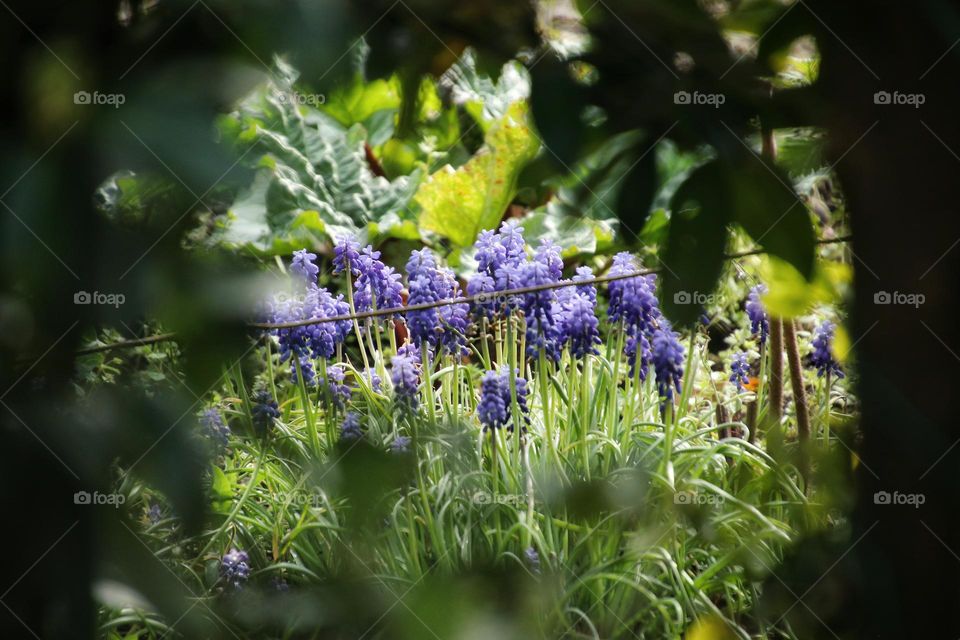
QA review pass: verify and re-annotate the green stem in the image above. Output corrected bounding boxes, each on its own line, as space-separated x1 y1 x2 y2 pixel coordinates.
421 341 437 425
345 276 370 373
294 358 320 456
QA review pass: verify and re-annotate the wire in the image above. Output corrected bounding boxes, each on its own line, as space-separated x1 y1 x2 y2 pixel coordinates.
77 236 852 353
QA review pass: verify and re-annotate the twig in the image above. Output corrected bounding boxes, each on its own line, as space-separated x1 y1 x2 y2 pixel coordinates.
76 236 853 353
76 332 179 355
252 237 853 330
783 319 812 490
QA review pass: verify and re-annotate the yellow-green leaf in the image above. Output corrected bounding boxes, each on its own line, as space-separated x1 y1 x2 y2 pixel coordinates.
415 101 539 246
760 255 852 318
686 615 738 640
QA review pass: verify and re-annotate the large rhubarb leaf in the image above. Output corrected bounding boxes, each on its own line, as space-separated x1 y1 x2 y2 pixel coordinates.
415 101 539 247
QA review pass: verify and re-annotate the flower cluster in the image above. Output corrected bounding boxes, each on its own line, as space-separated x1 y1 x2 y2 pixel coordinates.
391 352 420 413
809 320 844 378
746 284 769 347
477 367 530 432
340 412 363 442
391 435 411 454
729 352 751 391
200 408 230 451
265 230 841 434
651 325 685 403
252 390 280 434
220 548 251 589
467 220 528 318
468 227 601 363
352 245 403 315
517 241 564 361
607 252 678 384
332 238 361 277
325 365 351 410
406 249 469 355
269 250 352 385
559 272 601 359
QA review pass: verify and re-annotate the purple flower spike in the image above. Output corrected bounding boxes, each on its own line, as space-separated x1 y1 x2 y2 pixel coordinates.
391 352 420 413
809 320 844 378
476 367 530 432
220 548 251 589
290 249 319 284
478 370 509 431
652 325 685 403
333 238 361 276
252 390 280 434
405 249 468 354
517 259 563 362
562 292 601 359
355 245 403 315
325 364 351 410
746 284 770 346
729 351 751 391
340 412 363 442
200 408 230 451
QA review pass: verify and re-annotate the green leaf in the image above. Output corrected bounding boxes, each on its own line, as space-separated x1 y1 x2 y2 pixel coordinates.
415 101 539 246
529 56 587 168
521 208 615 258
760 256 852 318
219 71 422 254
661 160 731 326
616 145 657 239
210 465 234 514
439 49 531 131
322 75 401 127
727 154 815 279
544 130 643 223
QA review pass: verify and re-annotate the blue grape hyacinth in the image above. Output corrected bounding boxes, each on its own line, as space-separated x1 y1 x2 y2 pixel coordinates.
290 249 319 283
746 284 770 347
524 547 541 573
354 245 403 314
332 237 361 276
810 320 844 378
607 252 664 381
251 390 280 434
325 364 352 410
517 242 564 362
477 367 530 432
220 548 251 589
478 370 509 431
561 291 601 359
652 325 685 403
268 256 352 385
391 435 411 454
340 412 363 442
729 352 751 391
468 220 528 318
405 249 468 354
200 408 230 451
391 352 420 413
